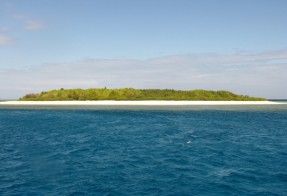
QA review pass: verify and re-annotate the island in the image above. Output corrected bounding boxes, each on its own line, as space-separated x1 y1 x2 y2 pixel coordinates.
19 88 266 101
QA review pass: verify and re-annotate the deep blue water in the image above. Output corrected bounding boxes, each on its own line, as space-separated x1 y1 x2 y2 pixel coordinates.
1 109 287 195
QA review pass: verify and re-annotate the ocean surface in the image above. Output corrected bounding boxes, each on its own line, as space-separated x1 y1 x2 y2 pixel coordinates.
1 108 287 195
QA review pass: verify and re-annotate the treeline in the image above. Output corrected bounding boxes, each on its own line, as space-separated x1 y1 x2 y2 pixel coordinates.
19 88 266 101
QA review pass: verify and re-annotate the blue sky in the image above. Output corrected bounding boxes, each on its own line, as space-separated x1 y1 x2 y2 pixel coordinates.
1 0 287 99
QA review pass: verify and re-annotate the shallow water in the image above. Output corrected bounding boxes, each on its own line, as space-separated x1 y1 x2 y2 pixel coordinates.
1 109 287 195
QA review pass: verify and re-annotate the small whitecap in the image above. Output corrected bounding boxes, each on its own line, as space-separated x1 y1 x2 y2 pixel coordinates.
214 168 236 177
187 140 192 144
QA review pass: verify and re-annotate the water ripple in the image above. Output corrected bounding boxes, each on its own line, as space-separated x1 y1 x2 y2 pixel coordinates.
0 109 287 195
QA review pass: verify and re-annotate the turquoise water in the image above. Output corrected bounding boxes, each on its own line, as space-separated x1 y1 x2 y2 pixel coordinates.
1 109 287 195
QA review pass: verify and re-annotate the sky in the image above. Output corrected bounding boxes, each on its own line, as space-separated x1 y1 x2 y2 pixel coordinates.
0 0 287 99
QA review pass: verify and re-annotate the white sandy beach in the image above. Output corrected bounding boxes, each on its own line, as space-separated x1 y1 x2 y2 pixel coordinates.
0 101 284 106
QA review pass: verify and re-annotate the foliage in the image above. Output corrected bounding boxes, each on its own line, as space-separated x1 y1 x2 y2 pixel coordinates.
19 88 267 101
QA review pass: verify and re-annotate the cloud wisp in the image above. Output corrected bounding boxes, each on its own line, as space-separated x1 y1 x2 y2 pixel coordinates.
12 14 27 20
24 21 45 30
0 27 12 32
0 10 45 46
0 35 15 45
1 50 287 99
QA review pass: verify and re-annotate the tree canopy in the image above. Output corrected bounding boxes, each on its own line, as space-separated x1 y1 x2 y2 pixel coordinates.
19 88 266 101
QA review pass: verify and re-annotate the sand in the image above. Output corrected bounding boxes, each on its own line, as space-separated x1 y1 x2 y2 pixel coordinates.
0 100 284 106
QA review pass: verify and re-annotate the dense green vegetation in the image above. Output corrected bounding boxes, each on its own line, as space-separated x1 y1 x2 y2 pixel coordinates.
19 88 266 101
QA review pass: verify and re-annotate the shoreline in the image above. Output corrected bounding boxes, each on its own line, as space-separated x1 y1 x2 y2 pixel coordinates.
0 100 284 106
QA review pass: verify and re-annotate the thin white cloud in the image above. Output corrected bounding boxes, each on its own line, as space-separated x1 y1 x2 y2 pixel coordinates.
150 50 287 66
0 35 15 45
0 27 12 32
12 14 27 20
0 50 287 99
1 2 13 8
24 21 45 30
